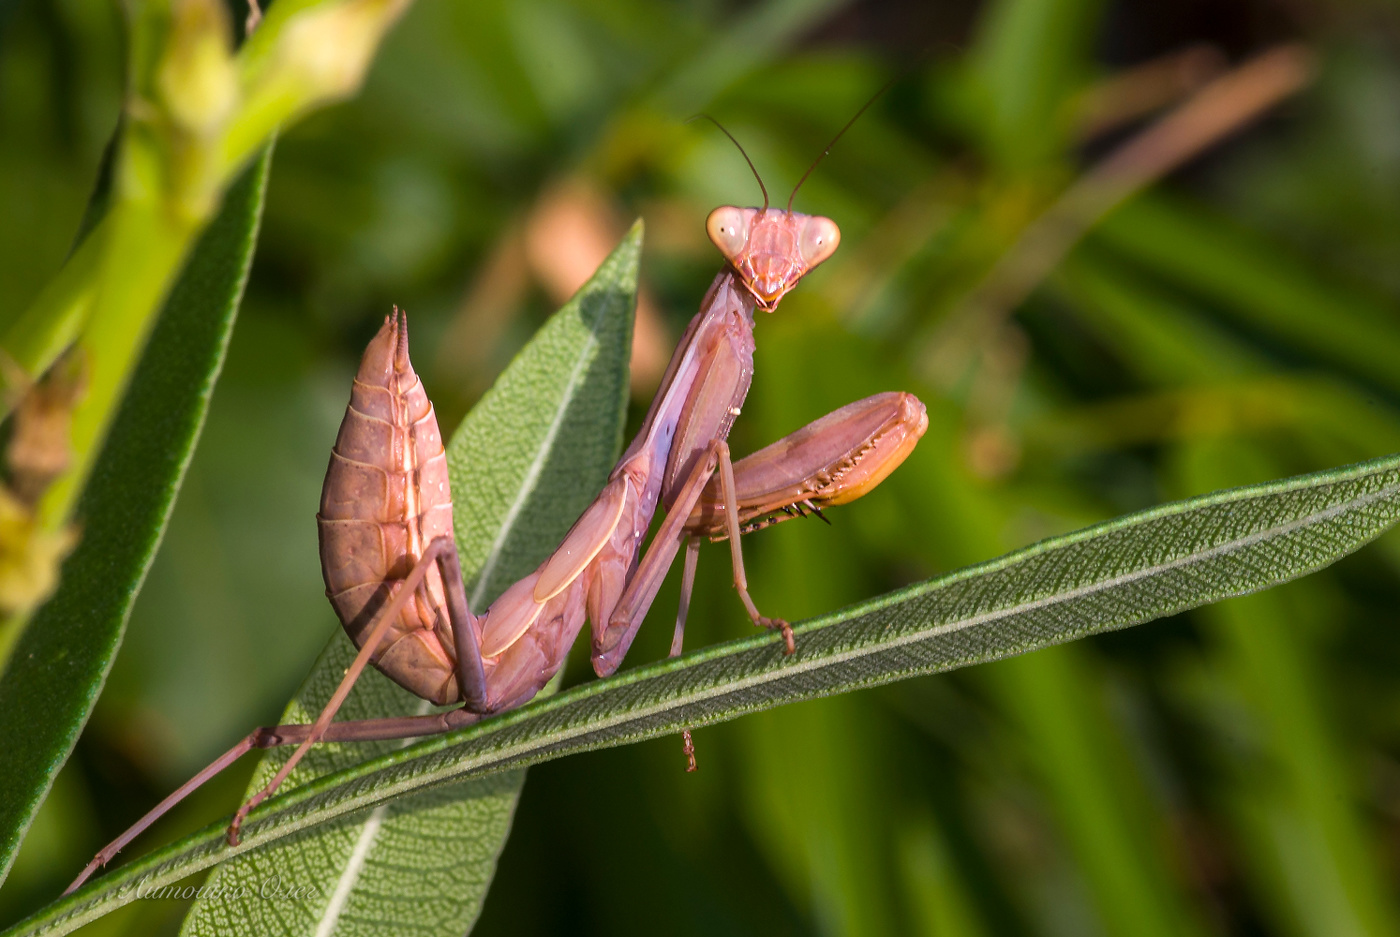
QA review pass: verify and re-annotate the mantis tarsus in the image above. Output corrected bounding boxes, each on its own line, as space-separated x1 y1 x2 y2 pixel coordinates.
67 116 928 895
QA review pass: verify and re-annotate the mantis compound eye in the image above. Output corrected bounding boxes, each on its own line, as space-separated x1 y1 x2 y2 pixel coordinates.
798 215 840 269
706 206 751 263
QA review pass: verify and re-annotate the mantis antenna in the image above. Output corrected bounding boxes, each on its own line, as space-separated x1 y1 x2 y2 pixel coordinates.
689 114 769 212
787 79 895 213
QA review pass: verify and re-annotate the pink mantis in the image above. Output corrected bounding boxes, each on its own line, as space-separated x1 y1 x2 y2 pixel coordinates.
67 118 927 895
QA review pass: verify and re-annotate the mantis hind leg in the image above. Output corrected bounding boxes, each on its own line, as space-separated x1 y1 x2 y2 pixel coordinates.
431 534 489 712
64 706 480 895
227 535 485 845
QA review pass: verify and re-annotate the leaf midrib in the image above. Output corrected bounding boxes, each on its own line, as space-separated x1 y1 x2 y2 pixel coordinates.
468 337 598 609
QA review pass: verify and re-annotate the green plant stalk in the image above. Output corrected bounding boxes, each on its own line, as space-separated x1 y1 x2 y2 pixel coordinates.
0 142 203 672
44 0 405 506
897 281 1212 935
0 144 273 891
40 146 202 529
0 226 107 384
0 0 416 676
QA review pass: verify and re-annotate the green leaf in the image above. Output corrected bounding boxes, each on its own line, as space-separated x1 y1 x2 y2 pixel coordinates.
177 222 640 937
1177 442 1400 937
0 144 273 889
0 0 420 680
990 647 1213 937
17 446 1400 937
654 0 852 115
968 0 1104 168
1093 193 1400 396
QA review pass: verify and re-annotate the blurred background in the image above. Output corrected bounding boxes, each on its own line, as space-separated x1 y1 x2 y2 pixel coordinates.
5 0 1400 933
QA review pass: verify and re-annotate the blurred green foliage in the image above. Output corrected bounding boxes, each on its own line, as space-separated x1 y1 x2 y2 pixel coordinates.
4 0 1400 934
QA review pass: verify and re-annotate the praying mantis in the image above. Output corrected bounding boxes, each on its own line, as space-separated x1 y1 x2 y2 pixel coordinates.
67 117 928 894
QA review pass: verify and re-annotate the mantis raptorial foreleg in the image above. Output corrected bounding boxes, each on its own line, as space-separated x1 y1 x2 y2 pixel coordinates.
661 390 928 767
673 390 927 639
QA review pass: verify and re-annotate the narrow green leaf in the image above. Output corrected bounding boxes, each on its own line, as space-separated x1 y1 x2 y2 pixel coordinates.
177 222 640 937
1178 442 1400 937
1093 193 1400 396
968 0 1104 168
0 145 273 889
897 810 990 937
654 0 852 115
0 0 419 678
18 447 1400 937
991 648 1212 937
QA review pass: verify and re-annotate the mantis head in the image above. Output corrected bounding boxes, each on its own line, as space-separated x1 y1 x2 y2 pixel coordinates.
706 206 840 312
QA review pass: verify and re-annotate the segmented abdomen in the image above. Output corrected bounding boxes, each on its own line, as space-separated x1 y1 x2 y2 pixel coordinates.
317 313 461 705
